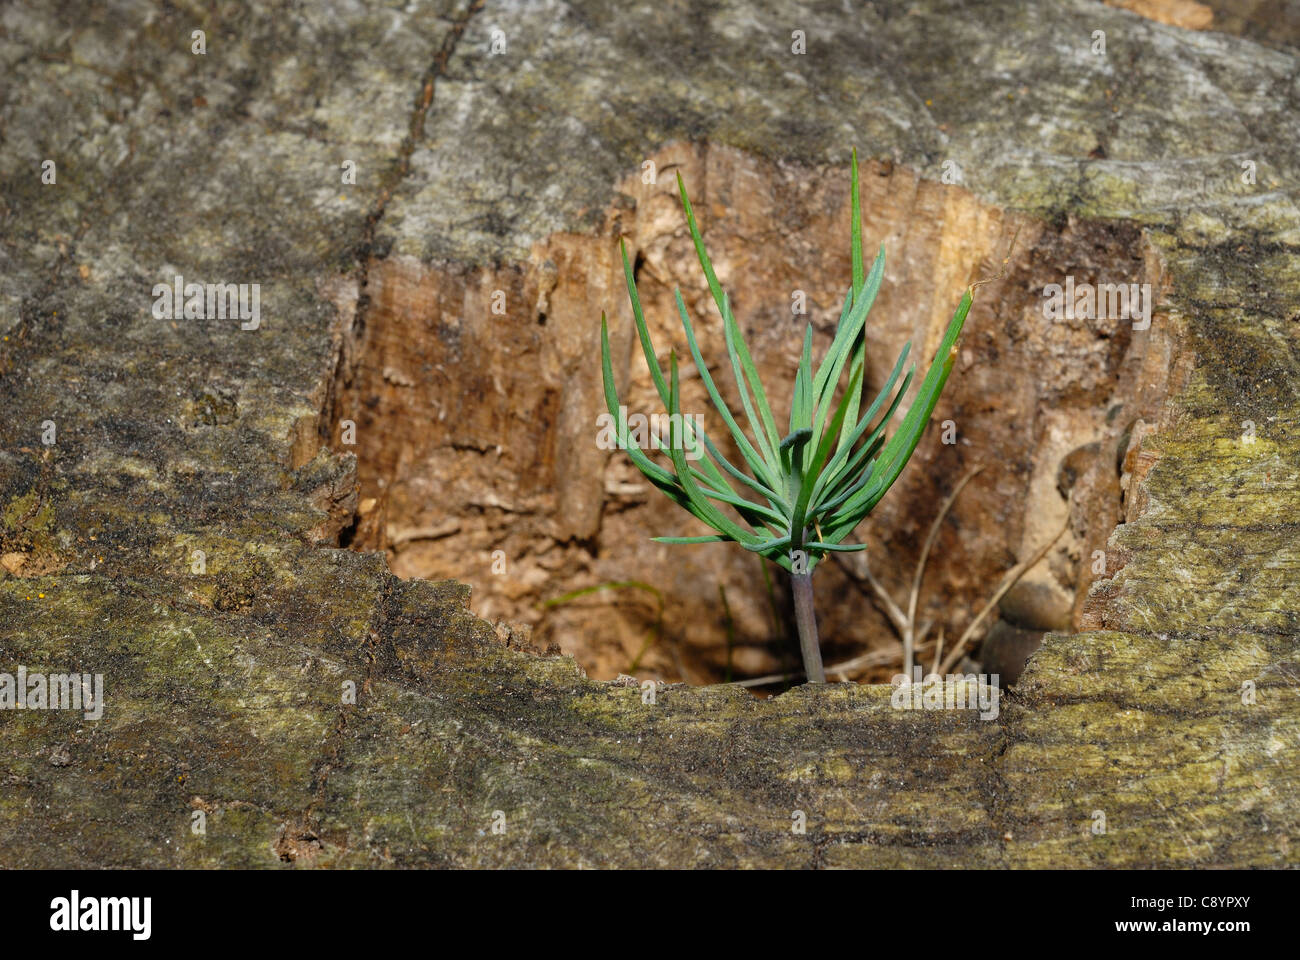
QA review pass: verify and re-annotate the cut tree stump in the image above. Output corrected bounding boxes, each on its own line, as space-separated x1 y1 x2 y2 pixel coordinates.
0 0 1296 867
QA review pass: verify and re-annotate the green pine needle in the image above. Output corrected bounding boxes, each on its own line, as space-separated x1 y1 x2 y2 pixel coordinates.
599 152 973 575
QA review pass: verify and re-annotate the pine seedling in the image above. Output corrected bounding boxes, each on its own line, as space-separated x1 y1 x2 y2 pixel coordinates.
599 151 973 683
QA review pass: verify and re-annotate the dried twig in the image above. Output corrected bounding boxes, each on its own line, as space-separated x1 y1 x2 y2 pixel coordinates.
834 464 982 673
859 560 908 634
736 643 903 688
936 512 1070 676
904 465 983 674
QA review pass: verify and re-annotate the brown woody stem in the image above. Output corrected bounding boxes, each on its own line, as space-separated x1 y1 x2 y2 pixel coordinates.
791 570 825 683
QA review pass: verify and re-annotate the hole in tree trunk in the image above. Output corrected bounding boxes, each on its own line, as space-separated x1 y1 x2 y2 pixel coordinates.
322 143 1186 689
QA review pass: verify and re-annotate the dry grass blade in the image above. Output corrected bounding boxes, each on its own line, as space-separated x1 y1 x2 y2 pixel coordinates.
930 627 946 676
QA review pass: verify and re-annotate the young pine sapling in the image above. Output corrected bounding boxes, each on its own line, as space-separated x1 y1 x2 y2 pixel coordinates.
599 151 972 683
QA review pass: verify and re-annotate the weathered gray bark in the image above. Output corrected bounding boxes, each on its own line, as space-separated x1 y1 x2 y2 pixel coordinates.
0 0 1296 867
